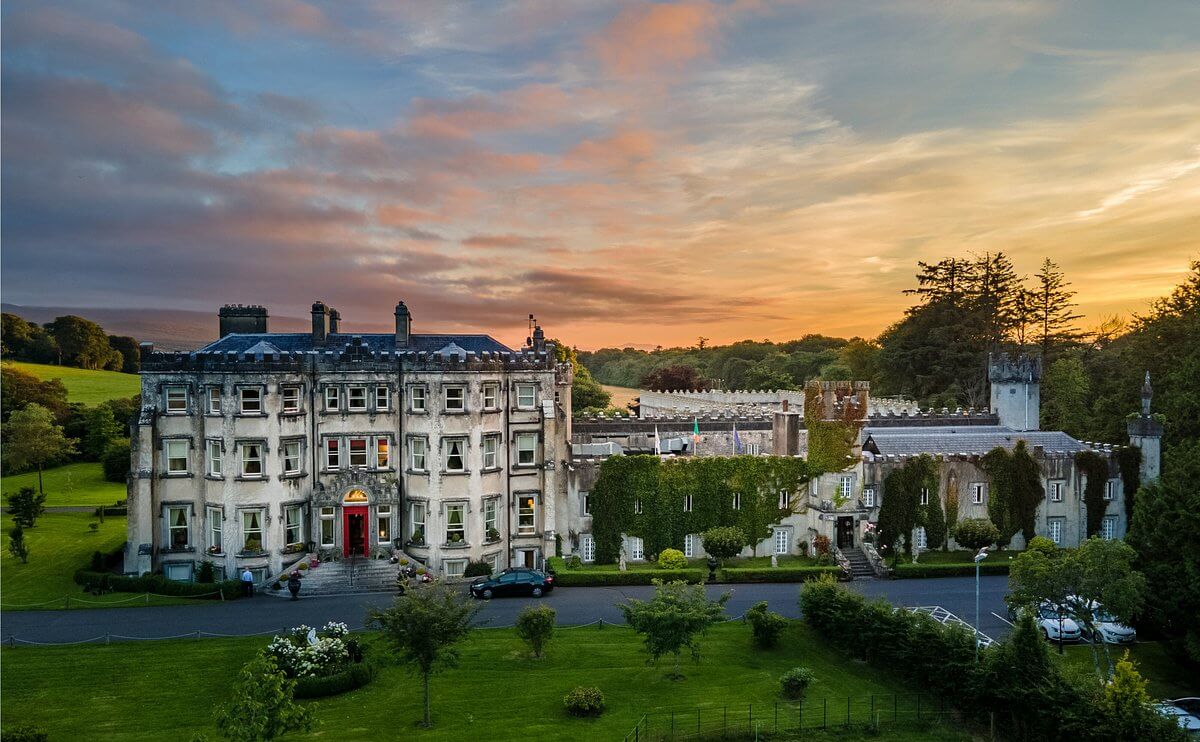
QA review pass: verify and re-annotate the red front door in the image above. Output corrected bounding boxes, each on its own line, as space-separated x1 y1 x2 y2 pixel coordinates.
342 506 369 557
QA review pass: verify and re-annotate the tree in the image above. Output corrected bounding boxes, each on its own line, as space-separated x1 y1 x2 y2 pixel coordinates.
6 487 47 529
745 601 787 649
514 605 556 659
1031 258 1082 362
212 657 311 742
640 365 705 391
551 338 613 412
2 313 36 357
1005 549 1074 655
107 335 141 373
2 404 77 495
1098 651 1188 741
101 439 132 483
952 518 1000 551
982 611 1068 740
82 406 122 460
368 583 479 727
618 580 730 679
700 526 744 564
8 525 29 564
44 316 113 369
0 365 69 423
1041 356 1091 437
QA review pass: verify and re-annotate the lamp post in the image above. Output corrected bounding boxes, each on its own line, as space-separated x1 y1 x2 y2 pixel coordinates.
974 547 989 661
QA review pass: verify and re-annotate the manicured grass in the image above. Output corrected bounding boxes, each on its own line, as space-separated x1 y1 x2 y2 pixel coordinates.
0 622 969 741
0 511 185 610
2 461 125 508
1054 642 1200 700
896 549 1021 565
4 361 139 406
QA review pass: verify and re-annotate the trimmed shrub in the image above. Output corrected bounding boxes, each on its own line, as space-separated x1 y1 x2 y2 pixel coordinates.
720 566 840 583
550 568 706 587
563 686 606 717
564 555 583 569
780 667 814 699
892 562 1010 579
953 518 1000 551
464 560 492 578
292 663 375 699
1027 535 1057 556
657 548 688 570
196 560 216 584
745 601 787 648
73 570 242 599
701 526 745 562
515 605 556 658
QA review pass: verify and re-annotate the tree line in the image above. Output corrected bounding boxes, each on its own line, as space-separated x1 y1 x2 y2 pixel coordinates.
2 312 140 372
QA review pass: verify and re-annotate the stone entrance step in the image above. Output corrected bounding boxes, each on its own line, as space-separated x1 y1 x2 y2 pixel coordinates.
271 555 423 597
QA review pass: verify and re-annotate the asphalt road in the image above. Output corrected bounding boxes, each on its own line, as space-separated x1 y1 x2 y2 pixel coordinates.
0 576 1011 645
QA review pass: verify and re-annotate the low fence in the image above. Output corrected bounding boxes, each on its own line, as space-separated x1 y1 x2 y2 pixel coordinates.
624 695 953 741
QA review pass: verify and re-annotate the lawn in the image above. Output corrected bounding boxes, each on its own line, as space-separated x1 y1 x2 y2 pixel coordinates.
1 461 125 508
4 361 139 406
897 549 1022 565
0 621 969 741
1055 641 1200 700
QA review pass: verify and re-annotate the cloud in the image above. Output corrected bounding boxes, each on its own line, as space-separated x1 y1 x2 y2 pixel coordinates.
590 1 721 78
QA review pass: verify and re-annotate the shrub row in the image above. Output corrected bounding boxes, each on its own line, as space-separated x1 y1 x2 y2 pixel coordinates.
891 562 1010 579
550 568 706 586
93 506 128 517
719 566 841 583
292 663 375 699
73 570 243 599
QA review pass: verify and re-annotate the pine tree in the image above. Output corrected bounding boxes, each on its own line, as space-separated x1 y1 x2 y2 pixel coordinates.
1032 258 1082 362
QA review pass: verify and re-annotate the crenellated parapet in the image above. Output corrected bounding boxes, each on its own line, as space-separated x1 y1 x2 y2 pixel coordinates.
140 344 561 374
988 352 1042 383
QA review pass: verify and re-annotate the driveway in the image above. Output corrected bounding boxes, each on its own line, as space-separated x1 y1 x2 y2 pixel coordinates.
0 576 1011 645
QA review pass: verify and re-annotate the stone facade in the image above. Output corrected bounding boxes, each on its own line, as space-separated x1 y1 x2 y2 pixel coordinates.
127 302 572 583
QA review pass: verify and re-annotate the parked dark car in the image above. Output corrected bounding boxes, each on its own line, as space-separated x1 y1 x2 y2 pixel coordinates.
470 569 555 599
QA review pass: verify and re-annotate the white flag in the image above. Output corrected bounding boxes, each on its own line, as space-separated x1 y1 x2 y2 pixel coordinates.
654 425 661 455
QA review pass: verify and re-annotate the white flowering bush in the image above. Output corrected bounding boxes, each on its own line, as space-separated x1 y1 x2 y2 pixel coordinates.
263 623 356 678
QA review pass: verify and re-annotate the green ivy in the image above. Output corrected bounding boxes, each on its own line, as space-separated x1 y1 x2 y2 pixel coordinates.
803 385 862 473
979 441 1044 547
1075 450 1110 538
878 454 940 555
589 455 817 564
1116 446 1141 525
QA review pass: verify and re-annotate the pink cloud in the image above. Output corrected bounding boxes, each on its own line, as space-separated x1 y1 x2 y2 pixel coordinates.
591 1 720 77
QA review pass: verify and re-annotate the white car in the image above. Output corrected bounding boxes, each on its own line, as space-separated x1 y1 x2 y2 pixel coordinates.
1154 698 1200 734
1020 603 1082 642
1088 606 1137 644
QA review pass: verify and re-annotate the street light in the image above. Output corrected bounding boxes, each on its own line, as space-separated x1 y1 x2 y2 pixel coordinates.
974 547 990 662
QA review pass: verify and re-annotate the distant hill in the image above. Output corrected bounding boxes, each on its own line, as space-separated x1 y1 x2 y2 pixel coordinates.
4 361 140 405
2 304 309 351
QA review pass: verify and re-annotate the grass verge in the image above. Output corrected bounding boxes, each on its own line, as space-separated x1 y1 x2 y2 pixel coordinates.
1053 641 1199 699
2 462 125 508
4 361 139 406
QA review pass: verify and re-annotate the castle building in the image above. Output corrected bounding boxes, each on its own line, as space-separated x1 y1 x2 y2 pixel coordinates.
126 302 572 583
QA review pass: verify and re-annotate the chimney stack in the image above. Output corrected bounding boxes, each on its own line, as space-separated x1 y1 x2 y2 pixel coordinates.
328 308 341 334
311 301 328 344
218 304 268 337
394 301 412 348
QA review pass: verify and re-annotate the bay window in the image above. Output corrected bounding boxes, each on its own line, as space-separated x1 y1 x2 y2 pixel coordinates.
410 502 427 545
205 439 222 477
207 507 222 553
483 498 498 540
483 435 499 469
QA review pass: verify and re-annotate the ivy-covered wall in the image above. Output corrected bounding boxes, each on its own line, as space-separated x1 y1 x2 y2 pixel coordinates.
1116 446 1141 524
1075 450 1111 538
979 441 1044 547
804 383 864 473
588 455 818 563
878 454 941 555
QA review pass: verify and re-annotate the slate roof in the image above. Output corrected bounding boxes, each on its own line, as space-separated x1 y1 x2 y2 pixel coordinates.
195 333 514 355
863 426 1090 457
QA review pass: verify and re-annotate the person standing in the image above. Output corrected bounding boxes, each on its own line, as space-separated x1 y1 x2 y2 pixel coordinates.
241 567 254 598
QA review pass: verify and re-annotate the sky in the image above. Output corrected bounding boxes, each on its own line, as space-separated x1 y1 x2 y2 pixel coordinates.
2 1 1198 350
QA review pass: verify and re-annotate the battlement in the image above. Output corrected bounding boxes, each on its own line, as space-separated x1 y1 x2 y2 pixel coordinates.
988 352 1042 383
141 343 562 374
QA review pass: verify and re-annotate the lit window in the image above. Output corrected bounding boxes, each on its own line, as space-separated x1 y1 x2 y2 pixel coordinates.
410 502 427 545
915 527 927 549
207 507 222 553
207 387 221 414
239 442 263 477
409 438 427 471
348 387 367 411
483 384 499 409
409 386 426 412
775 529 790 555
375 438 390 469
518 495 536 534
281 387 301 413
239 388 261 414
1049 519 1063 545
375 386 389 411
582 534 595 562
920 488 930 506
242 510 264 552
516 433 537 466
684 494 693 512
484 499 498 539
840 476 853 499
1050 481 1063 502
863 487 876 507
165 440 188 474
325 438 340 469
167 506 189 549
165 386 187 413
684 533 695 558
972 483 986 504
444 386 465 412
325 386 339 411
378 505 392 543
446 504 466 544
732 492 741 510
206 440 222 477
283 440 301 475
630 536 644 560
483 435 499 469
444 560 467 578
349 438 368 468
285 505 304 546
444 438 466 472
779 490 790 509
319 506 335 547
516 383 536 409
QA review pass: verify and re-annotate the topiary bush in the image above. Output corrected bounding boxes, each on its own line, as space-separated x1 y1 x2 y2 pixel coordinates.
701 526 745 563
953 518 1000 551
1027 535 1057 556
565 554 583 569
463 560 492 578
780 667 815 699
563 686 606 717
746 600 787 648
657 548 688 570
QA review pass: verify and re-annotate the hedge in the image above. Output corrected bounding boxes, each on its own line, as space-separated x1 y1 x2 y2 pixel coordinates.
719 566 841 583
550 568 707 586
73 570 243 599
292 663 375 699
891 562 1010 579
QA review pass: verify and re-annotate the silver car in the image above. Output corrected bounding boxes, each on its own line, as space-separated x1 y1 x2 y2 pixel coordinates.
1089 606 1137 644
1154 698 1200 734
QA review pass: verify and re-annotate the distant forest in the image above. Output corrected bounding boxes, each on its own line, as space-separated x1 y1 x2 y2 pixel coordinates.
580 256 1199 449
2 313 140 373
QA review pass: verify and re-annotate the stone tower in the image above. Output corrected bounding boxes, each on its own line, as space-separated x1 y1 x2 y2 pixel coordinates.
988 353 1041 431
1127 371 1163 483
